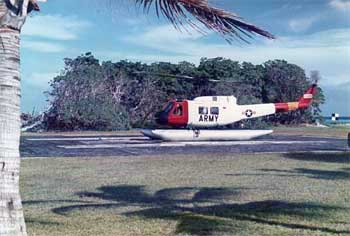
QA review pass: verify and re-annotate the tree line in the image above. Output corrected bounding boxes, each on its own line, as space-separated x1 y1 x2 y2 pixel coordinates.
29 52 324 131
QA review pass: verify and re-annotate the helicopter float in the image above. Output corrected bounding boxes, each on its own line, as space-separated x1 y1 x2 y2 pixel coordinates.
141 84 317 141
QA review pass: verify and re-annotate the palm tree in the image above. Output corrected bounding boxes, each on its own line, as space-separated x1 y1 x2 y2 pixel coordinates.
0 0 274 235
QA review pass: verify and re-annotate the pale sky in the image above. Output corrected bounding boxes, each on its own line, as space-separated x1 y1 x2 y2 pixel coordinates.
20 0 350 116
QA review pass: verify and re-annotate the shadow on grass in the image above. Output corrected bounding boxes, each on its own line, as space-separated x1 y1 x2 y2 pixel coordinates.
76 186 245 205
51 185 350 235
26 218 60 226
52 203 126 215
284 152 350 163
23 199 92 205
259 168 350 180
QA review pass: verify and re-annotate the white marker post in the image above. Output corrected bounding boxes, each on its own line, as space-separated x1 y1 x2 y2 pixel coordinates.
331 113 340 123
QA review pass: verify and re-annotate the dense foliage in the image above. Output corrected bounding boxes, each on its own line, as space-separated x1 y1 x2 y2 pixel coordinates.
42 53 324 131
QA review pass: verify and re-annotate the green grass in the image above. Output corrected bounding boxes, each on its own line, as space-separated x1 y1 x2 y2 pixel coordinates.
21 152 350 236
273 125 349 138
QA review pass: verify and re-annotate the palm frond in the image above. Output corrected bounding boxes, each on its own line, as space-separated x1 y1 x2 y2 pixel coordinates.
135 0 275 43
28 0 40 12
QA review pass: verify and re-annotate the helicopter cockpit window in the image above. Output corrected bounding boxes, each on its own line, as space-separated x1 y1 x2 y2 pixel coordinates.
173 104 183 116
163 102 174 113
210 107 219 115
199 107 208 115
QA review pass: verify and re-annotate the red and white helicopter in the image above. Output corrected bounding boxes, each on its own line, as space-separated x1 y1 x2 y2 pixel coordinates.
142 84 317 141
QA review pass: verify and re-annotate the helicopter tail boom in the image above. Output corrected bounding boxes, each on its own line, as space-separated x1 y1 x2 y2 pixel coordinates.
274 84 317 113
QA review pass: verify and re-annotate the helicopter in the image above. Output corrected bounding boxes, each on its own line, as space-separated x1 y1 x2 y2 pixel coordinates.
141 83 317 141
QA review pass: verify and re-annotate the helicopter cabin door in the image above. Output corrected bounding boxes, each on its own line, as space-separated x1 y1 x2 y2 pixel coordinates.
168 101 189 127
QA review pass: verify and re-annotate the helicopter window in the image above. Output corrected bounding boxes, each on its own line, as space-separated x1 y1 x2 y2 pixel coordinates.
199 107 208 115
210 107 219 115
173 104 183 116
163 102 174 113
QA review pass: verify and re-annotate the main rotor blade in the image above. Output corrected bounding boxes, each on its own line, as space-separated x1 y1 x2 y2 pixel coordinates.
133 71 195 80
133 71 245 84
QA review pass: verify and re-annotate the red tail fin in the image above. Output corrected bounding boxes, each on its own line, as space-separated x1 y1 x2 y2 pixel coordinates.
298 84 317 109
275 84 317 112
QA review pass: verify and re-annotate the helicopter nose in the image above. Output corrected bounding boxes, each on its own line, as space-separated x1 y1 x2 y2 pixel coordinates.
155 112 168 125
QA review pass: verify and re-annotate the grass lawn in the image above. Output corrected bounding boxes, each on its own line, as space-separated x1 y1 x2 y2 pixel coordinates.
273 125 349 139
21 152 350 236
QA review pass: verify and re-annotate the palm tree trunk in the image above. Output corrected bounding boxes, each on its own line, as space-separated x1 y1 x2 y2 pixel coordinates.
0 1 29 234
0 28 27 236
